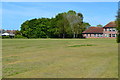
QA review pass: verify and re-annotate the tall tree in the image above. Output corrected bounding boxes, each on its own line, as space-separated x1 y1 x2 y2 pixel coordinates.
116 7 120 43
21 18 51 38
66 10 83 38
21 20 30 38
56 13 70 38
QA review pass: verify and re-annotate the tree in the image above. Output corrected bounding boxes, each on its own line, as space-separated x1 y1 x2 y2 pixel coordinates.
97 24 103 27
56 13 70 38
20 10 89 38
66 10 83 38
77 22 91 38
21 18 51 38
48 18 59 38
116 1 120 43
21 20 30 38
82 22 91 29
14 30 21 35
116 7 120 43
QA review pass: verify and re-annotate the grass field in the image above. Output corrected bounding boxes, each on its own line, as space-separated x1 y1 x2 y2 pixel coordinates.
2 38 118 78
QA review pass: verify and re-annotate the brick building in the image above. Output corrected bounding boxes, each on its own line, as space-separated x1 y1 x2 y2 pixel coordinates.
82 21 117 38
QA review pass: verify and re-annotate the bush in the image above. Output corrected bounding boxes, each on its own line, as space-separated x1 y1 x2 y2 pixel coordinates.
14 35 26 38
2 36 10 39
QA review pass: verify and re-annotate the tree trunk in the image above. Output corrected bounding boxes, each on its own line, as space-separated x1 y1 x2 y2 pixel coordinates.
59 34 60 38
73 32 75 38
63 34 65 38
76 34 78 38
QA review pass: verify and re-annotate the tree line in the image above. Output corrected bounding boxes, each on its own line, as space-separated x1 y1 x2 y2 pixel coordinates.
20 10 90 38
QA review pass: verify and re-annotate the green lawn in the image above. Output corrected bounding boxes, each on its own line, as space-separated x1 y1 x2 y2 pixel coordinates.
2 38 118 78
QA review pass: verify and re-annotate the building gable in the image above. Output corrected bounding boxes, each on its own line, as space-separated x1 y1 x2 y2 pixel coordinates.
104 21 116 28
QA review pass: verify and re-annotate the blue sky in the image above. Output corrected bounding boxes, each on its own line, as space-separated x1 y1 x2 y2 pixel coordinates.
1 0 119 2
1 2 118 30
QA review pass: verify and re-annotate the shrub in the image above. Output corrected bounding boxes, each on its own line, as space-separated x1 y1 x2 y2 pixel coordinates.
15 35 25 38
2 36 10 39
15 35 26 38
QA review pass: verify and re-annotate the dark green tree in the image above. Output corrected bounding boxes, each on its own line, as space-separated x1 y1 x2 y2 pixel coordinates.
21 20 30 38
116 8 120 43
21 18 51 38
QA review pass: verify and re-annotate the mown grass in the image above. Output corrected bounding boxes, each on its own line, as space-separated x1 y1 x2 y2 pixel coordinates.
2 38 118 78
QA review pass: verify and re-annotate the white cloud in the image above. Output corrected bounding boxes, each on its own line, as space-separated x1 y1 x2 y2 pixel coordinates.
1 0 119 2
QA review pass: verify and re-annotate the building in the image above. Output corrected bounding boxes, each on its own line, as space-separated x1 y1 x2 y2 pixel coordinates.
82 21 117 38
2 33 15 36
5 30 17 34
0 29 17 36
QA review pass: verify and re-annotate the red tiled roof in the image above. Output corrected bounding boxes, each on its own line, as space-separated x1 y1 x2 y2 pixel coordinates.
82 27 103 33
104 21 116 28
6 30 17 34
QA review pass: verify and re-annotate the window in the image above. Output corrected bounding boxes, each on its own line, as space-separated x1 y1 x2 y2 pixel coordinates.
104 34 106 37
96 34 102 37
105 34 108 37
112 34 116 37
112 28 116 31
104 28 107 31
109 34 111 37
97 34 99 37
99 34 103 37
112 30 115 31
86 34 88 37
105 34 109 37
109 29 112 32
94 34 96 37
90 34 91 37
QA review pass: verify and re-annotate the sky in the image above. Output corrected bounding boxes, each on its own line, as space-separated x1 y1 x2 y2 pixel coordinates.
1 2 118 30
1 0 119 2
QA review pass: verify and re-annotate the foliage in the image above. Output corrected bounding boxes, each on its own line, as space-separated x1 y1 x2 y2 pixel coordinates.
20 10 90 38
82 22 91 29
97 24 103 27
116 8 120 43
66 10 84 38
117 34 120 43
2 36 15 39
14 30 21 35
56 12 72 38
2 36 10 39
14 35 26 38
21 18 51 38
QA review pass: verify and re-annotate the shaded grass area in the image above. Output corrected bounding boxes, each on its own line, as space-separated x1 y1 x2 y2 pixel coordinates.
68 44 95 47
2 38 118 78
